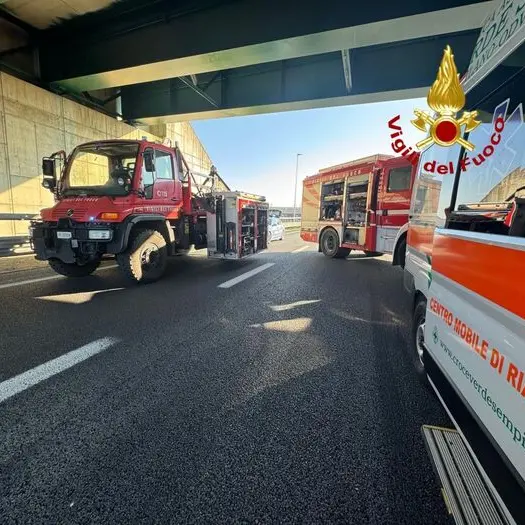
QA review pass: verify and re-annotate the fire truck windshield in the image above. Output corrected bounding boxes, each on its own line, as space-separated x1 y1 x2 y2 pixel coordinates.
62 142 139 196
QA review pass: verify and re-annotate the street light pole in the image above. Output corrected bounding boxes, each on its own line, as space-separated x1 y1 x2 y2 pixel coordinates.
293 153 302 221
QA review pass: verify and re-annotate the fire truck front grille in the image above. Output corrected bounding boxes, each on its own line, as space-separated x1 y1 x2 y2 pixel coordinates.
51 207 89 221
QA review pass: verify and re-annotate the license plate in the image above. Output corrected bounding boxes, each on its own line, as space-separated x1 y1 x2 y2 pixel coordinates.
56 231 72 239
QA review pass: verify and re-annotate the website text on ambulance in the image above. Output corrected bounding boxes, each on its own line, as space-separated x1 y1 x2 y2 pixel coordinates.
439 336 525 452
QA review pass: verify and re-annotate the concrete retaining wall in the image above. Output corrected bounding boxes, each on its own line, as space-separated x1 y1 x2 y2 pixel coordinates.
0 72 217 240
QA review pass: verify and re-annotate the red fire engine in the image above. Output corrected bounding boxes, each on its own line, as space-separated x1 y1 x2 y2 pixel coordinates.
300 154 417 260
30 139 269 283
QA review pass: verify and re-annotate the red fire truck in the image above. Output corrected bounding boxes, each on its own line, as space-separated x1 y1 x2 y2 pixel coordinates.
300 154 416 260
30 139 269 283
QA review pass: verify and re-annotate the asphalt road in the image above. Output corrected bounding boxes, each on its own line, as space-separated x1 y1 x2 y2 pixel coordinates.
0 232 451 524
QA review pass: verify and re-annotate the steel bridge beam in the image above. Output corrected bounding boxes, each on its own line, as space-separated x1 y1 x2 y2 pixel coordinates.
39 0 496 93
121 31 478 122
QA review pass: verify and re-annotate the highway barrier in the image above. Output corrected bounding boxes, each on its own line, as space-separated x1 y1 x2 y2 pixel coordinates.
0 213 36 257
0 237 31 257
280 217 301 231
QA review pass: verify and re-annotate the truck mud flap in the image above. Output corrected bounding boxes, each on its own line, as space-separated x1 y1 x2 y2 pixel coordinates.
422 425 511 525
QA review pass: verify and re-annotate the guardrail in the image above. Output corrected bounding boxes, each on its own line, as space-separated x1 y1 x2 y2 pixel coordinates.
0 236 32 256
0 213 35 256
0 213 38 221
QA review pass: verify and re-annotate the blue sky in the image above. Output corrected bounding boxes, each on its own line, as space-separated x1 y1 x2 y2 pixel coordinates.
192 97 430 207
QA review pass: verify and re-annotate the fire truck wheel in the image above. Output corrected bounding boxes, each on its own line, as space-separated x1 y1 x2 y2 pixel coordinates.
117 228 167 284
411 297 429 383
320 228 349 258
48 257 101 277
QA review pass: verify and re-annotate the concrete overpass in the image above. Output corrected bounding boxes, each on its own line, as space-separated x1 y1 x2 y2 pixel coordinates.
0 0 497 123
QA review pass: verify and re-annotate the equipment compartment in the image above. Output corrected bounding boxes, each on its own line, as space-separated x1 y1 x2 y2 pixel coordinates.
346 182 368 227
207 191 268 259
320 181 344 220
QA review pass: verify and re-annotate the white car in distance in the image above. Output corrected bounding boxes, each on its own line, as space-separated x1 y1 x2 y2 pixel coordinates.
268 216 285 241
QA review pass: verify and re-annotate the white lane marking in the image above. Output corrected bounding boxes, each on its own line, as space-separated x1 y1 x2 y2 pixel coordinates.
0 264 118 290
0 337 119 404
218 262 275 289
269 299 321 311
292 245 310 253
0 275 63 290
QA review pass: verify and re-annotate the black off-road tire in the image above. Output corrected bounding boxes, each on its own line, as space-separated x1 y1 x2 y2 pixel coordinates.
48 258 100 277
320 228 350 259
116 229 167 284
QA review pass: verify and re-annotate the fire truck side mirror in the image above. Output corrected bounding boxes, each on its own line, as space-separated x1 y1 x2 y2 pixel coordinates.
42 157 57 192
143 150 155 172
42 158 55 176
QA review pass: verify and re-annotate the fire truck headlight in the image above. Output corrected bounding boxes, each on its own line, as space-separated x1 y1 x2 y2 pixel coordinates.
88 230 112 240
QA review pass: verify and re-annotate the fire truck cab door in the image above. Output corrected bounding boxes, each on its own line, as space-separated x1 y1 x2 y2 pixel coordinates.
377 158 413 224
376 158 413 253
141 147 182 208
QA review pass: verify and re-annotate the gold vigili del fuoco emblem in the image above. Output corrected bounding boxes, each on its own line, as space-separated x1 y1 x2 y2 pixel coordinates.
411 45 481 151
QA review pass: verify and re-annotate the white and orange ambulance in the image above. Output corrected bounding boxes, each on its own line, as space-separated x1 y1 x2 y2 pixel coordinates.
403 1 525 523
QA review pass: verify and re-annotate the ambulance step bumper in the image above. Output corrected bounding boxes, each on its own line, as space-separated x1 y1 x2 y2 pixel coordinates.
422 425 510 525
